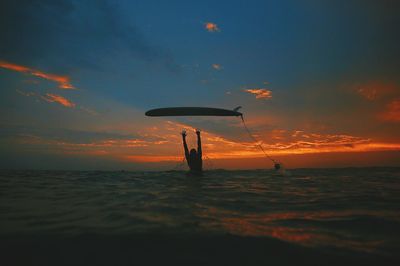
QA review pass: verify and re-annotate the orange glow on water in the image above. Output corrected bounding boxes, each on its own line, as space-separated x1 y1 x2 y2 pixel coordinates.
220 217 315 243
196 207 395 252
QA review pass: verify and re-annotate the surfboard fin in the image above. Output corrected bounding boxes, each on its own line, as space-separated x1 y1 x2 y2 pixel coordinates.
233 106 242 112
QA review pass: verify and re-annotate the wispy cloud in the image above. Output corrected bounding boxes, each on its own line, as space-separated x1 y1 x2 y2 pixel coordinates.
244 88 272 99
41 93 76 108
16 89 80 110
355 81 396 101
0 60 75 89
79 106 99 116
16 89 35 97
357 87 377 101
204 22 220 32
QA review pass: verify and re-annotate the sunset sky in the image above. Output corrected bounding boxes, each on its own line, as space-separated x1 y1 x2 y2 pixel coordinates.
0 0 399 170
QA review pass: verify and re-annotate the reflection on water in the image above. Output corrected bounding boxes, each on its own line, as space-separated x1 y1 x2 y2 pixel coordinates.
196 207 395 253
0 168 399 255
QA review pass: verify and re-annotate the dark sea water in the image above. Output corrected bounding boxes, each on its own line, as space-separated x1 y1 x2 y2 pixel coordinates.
1 168 399 265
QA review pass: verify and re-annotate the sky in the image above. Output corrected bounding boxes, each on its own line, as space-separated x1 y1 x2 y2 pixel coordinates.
0 0 399 170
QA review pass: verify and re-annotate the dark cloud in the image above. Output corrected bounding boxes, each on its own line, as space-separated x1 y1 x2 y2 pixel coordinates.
0 0 178 72
0 151 165 171
0 125 165 144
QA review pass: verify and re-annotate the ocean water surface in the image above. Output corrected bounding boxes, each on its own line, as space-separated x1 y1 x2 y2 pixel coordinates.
0 168 399 265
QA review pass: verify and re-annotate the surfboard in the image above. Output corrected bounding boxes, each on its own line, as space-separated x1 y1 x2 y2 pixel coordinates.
145 107 242 117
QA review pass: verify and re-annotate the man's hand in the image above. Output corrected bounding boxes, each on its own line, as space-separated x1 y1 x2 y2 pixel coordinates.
196 129 201 135
181 129 187 137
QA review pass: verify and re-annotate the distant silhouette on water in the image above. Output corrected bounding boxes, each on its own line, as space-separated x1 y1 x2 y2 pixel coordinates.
182 129 202 174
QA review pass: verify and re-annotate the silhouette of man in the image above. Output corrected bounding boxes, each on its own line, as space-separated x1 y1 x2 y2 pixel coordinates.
181 129 202 173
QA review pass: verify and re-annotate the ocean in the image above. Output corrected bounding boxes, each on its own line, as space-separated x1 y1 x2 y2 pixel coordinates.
0 168 399 265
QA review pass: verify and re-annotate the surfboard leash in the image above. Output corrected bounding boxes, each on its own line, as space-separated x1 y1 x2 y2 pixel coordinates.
240 114 277 164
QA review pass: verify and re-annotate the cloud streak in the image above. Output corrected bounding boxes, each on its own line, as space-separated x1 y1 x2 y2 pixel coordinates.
41 93 76 108
0 60 75 89
16 89 79 109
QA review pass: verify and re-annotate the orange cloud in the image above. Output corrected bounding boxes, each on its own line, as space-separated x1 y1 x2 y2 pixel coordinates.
142 121 400 160
10 116 400 168
9 125 400 170
212 64 222 70
0 60 75 89
41 93 76 108
244 88 272 99
141 120 400 160
16 89 78 109
379 99 400 122
204 22 220 32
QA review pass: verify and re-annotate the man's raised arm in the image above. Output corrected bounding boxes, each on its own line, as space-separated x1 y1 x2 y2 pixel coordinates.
182 130 189 160
196 129 202 157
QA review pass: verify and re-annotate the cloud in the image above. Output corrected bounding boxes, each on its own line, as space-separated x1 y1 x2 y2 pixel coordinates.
379 99 400 122
0 60 75 89
1 119 399 170
0 124 173 166
357 87 377 101
212 64 223 70
244 89 272 99
41 93 76 108
16 89 35 97
79 106 99 116
16 89 82 110
202 129 400 159
204 22 220 32
135 119 399 159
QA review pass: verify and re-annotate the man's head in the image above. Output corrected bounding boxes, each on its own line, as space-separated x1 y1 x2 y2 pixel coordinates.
190 148 197 159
